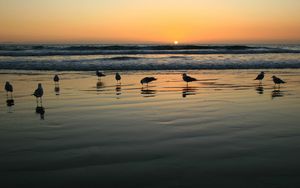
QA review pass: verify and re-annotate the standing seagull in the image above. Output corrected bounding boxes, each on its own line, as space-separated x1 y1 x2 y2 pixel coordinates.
182 73 197 86
140 77 157 86
272 76 286 87
115 72 121 84
33 83 44 103
96 70 106 80
254 71 265 84
5 81 13 98
53 74 60 83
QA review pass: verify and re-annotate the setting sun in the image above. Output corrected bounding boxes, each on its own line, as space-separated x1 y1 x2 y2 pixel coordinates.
174 41 179 45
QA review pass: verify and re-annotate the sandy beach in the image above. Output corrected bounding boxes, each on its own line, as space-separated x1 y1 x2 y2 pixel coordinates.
2 0 300 186
1 69 300 187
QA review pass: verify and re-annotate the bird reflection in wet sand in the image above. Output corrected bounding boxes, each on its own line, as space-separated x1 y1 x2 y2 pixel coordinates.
35 105 45 120
272 89 284 99
182 86 197 98
6 99 15 113
96 81 104 90
116 84 121 96
255 84 264 94
54 85 60 95
141 87 156 97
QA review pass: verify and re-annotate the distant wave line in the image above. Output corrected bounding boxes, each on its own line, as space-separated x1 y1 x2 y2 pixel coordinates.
1 50 300 57
1 44 300 57
1 62 300 70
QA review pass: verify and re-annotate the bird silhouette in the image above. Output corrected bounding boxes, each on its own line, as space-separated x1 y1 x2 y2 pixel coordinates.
140 77 157 86
182 73 197 86
33 83 44 104
53 74 60 83
5 81 13 98
272 76 286 88
96 70 106 80
115 72 121 84
254 71 265 83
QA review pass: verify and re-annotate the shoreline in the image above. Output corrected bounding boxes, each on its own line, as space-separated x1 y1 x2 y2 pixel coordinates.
1 67 300 73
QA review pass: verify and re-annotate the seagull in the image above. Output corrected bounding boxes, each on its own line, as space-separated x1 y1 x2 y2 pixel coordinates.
5 81 13 97
53 74 60 83
182 73 197 86
115 72 121 84
272 76 286 87
140 77 157 86
33 83 44 102
254 71 265 83
96 70 106 80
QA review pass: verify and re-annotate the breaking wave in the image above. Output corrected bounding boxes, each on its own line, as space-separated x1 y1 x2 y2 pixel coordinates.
1 44 300 70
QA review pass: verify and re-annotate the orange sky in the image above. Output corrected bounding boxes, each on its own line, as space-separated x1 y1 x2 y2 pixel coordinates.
1 0 300 43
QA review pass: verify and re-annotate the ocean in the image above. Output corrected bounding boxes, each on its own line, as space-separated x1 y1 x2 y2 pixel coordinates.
1 44 300 70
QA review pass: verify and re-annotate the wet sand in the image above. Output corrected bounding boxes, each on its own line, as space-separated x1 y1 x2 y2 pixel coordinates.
1 69 300 188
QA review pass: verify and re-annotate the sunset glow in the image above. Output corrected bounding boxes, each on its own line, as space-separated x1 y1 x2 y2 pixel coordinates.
1 0 300 43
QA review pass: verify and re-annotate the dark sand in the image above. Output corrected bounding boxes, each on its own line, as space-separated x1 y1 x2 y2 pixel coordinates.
1 69 300 187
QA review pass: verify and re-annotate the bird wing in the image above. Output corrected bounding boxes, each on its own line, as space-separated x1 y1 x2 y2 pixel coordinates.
188 76 197 81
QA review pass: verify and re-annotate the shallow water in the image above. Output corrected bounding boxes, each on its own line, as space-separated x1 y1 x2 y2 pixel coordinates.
0 70 300 187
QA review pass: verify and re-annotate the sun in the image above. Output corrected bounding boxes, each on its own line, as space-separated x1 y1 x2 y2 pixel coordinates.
174 41 179 45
